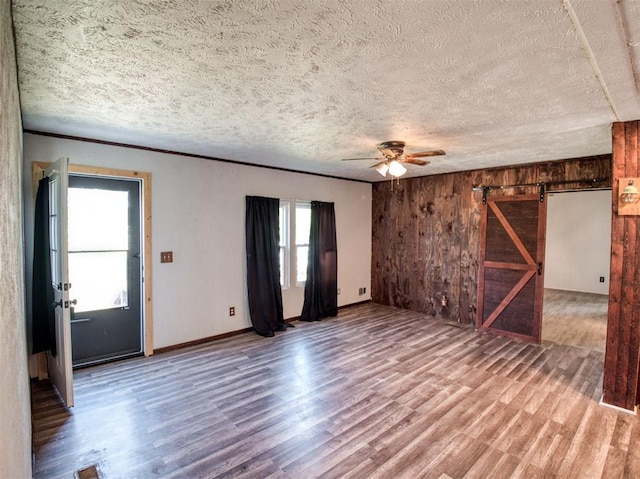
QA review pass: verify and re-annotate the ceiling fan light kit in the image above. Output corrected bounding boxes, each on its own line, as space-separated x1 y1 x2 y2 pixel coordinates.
341 140 445 182
388 160 407 177
375 162 389 177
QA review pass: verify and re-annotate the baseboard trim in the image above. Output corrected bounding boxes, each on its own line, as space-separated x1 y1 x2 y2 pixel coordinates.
154 300 372 355
339 299 372 309
599 395 638 415
154 327 253 354
286 300 372 323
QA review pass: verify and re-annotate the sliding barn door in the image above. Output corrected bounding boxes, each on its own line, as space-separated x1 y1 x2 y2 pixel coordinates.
476 195 546 343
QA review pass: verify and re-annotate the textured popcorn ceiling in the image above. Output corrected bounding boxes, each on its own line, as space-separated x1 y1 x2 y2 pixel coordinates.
12 0 640 181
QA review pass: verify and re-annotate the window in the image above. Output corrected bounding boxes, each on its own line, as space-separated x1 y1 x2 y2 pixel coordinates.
278 200 312 289
295 202 311 284
279 200 290 288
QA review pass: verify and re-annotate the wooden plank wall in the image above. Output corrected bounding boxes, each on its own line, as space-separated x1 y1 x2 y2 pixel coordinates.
371 155 612 325
604 121 640 411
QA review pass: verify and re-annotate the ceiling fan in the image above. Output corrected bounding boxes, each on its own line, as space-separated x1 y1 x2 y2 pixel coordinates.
342 141 445 178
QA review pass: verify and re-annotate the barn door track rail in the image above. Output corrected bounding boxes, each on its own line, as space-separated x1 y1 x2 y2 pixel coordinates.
473 178 609 205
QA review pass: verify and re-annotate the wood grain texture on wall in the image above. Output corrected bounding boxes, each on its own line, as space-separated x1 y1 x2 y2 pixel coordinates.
604 121 640 411
372 155 612 325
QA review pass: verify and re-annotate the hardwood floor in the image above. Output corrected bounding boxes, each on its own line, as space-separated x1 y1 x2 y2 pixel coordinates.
542 289 608 353
32 303 639 479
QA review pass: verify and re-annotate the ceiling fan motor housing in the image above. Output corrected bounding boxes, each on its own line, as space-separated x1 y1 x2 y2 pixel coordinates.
377 140 405 159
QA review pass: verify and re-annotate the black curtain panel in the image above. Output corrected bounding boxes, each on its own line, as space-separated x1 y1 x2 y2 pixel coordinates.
32 177 57 356
301 201 338 321
245 196 286 337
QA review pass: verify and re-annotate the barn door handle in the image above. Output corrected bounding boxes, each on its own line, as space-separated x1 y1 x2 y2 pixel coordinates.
537 262 543 275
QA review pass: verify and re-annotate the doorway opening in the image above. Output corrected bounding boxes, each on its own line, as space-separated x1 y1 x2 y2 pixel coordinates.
542 190 611 352
32 162 153 407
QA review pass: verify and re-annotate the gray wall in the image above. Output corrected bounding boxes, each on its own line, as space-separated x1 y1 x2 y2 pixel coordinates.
0 0 32 476
545 190 612 295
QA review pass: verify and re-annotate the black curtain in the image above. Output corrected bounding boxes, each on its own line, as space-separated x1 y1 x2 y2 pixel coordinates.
32 177 56 356
301 201 337 321
245 196 286 337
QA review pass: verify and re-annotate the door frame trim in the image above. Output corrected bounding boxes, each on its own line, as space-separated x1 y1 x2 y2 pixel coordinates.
34 162 154 358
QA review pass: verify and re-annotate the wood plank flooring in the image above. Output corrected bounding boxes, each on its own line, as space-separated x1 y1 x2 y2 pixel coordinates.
32 303 639 479
542 289 608 353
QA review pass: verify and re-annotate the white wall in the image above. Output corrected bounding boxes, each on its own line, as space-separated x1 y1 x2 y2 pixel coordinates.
1 0 32 476
545 190 611 295
23 133 372 349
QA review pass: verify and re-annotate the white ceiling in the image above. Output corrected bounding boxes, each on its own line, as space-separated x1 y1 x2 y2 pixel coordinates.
11 0 640 182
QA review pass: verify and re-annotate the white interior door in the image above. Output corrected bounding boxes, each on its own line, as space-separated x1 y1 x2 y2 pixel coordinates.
45 157 74 407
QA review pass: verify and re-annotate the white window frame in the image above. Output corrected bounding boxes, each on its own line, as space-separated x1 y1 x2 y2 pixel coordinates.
295 201 311 287
279 200 291 289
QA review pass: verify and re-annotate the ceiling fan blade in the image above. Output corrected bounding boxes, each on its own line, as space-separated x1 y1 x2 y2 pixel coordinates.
406 150 446 158
403 158 430 166
341 157 383 161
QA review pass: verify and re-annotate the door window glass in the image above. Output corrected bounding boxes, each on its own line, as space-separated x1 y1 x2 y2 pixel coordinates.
49 176 61 286
69 252 128 312
68 187 129 312
68 189 128 251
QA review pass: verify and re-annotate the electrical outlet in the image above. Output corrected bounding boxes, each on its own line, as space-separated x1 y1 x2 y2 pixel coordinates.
229 306 235 316
600 276 605 283
160 251 173 263
337 288 341 295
